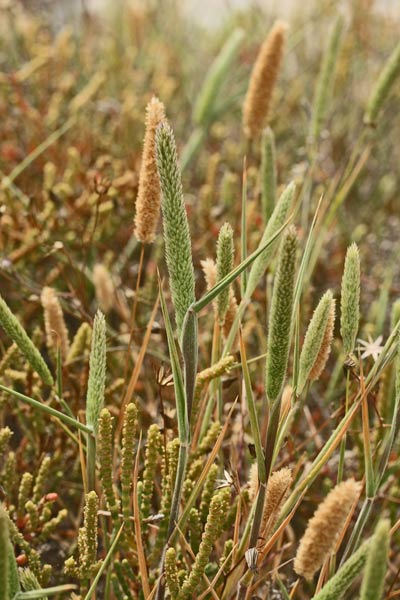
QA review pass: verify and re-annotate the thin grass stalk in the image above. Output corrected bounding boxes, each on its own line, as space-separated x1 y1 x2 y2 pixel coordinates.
241 158 248 297
260 127 277 223
239 330 266 485
0 384 91 434
309 16 344 142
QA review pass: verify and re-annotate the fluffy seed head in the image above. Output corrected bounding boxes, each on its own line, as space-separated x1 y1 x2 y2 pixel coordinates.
310 298 336 381
340 243 360 356
41 286 70 359
243 21 288 138
261 467 292 538
93 264 115 313
134 96 166 244
294 479 360 580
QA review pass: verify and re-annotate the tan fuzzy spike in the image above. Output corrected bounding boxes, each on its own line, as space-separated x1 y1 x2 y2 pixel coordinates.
261 467 292 538
243 21 288 138
310 298 336 381
134 96 166 243
201 258 217 291
41 286 70 359
294 479 361 580
248 463 259 502
93 264 115 313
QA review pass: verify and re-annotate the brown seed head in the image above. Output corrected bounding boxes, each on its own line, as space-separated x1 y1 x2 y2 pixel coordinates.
242 21 288 138
41 286 70 359
93 264 115 314
134 96 166 243
294 479 361 580
310 298 336 381
261 467 292 538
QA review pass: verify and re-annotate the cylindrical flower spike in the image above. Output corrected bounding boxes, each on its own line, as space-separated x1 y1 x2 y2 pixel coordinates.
86 311 106 435
360 519 390 600
340 243 360 356
134 96 166 244
310 298 336 381
0 294 53 385
216 222 234 325
41 286 70 360
245 181 295 300
294 479 360 580
265 225 297 403
298 290 334 395
156 122 195 338
243 20 288 138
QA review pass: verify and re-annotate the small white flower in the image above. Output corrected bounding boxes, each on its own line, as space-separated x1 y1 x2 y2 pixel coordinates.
357 335 384 361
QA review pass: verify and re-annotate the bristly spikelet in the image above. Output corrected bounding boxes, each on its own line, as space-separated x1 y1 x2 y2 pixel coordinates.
0 504 9 599
0 294 53 385
364 40 400 125
86 311 106 435
312 540 369 600
294 479 360 580
261 467 292 538
340 243 360 356
310 298 336 381
265 226 297 403
156 122 195 338
41 286 70 359
201 258 217 292
248 462 259 501
309 17 344 141
297 290 334 395
67 322 91 364
179 487 231 598
0 504 20 598
134 96 166 243
360 519 390 600
245 181 295 300
242 20 288 138
93 264 115 313
216 222 234 325
260 126 277 223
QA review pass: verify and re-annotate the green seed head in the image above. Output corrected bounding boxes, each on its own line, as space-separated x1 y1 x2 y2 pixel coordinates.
0 294 53 385
246 181 295 300
360 519 390 600
216 222 234 325
340 243 360 356
298 290 334 394
156 122 195 338
86 311 107 435
265 225 297 404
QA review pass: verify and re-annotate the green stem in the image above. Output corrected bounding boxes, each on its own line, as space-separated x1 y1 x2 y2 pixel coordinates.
0 384 91 434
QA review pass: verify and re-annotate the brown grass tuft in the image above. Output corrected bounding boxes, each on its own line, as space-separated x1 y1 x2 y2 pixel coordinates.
310 298 336 381
134 96 166 244
242 21 288 138
294 479 361 580
41 286 70 359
